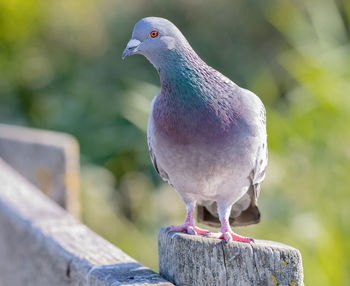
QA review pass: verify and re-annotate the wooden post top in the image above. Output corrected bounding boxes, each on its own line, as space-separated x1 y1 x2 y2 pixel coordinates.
158 228 304 286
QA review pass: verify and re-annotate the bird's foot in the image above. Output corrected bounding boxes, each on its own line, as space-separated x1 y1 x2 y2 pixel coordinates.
206 231 254 243
166 224 209 236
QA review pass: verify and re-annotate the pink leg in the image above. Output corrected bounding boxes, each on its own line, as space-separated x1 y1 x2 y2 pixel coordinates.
167 202 209 236
206 203 254 243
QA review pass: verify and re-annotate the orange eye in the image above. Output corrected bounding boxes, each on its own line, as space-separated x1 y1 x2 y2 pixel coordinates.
150 30 158 38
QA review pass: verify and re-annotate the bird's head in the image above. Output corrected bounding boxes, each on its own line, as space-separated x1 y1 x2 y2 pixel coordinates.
122 17 189 69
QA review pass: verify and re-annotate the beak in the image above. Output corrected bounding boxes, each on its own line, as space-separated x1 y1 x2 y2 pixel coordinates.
122 39 141 59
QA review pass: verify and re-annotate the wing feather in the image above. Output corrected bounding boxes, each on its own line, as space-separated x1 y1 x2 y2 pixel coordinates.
147 96 171 184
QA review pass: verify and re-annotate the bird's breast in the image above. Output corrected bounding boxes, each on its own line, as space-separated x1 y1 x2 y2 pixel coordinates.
152 95 253 145
148 111 260 201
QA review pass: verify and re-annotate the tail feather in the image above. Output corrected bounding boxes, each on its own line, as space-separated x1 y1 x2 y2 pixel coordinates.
196 184 261 227
197 202 260 227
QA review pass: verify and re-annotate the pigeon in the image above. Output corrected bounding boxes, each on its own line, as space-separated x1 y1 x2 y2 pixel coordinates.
122 17 267 243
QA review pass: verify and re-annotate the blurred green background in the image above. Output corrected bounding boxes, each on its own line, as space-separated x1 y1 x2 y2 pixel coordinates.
1 0 349 285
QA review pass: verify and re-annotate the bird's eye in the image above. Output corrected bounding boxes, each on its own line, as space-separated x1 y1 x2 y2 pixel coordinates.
150 30 159 38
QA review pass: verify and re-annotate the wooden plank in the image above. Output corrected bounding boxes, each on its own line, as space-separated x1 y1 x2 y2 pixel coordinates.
0 160 172 286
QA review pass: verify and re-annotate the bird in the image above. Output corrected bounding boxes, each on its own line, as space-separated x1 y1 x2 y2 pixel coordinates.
122 17 267 243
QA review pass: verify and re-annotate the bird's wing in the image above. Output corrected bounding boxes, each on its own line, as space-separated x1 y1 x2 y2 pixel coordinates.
148 133 171 184
250 96 268 194
231 92 267 226
197 89 268 227
147 96 171 184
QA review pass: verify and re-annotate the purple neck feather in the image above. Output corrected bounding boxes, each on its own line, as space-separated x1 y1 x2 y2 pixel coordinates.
153 46 243 144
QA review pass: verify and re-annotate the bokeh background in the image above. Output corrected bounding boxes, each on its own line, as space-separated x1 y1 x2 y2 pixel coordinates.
1 0 349 285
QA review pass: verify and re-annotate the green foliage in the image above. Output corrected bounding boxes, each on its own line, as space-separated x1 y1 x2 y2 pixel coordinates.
1 0 349 284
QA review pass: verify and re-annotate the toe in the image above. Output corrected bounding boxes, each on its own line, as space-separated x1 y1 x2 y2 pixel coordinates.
167 224 211 236
231 233 254 243
223 232 232 242
205 232 224 239
186 226 197 235
192 226 209 235
205 230 254 243
167 225 186 232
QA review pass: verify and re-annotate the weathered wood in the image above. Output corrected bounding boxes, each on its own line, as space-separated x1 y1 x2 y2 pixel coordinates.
0 159 172 286
158 228 303 286
0 123 80 218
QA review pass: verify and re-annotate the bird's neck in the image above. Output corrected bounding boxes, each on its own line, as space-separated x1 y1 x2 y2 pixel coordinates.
157 47 209 103
153 48 225 144
152 48 243 144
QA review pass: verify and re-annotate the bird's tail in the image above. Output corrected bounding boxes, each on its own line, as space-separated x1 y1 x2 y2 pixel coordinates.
196 185 261 227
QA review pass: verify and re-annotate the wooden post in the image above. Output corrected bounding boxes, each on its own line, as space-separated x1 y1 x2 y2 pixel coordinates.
158 228 303 286
0 124 80 218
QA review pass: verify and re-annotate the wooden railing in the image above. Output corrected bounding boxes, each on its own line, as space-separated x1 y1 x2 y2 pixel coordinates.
0 124 304 286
